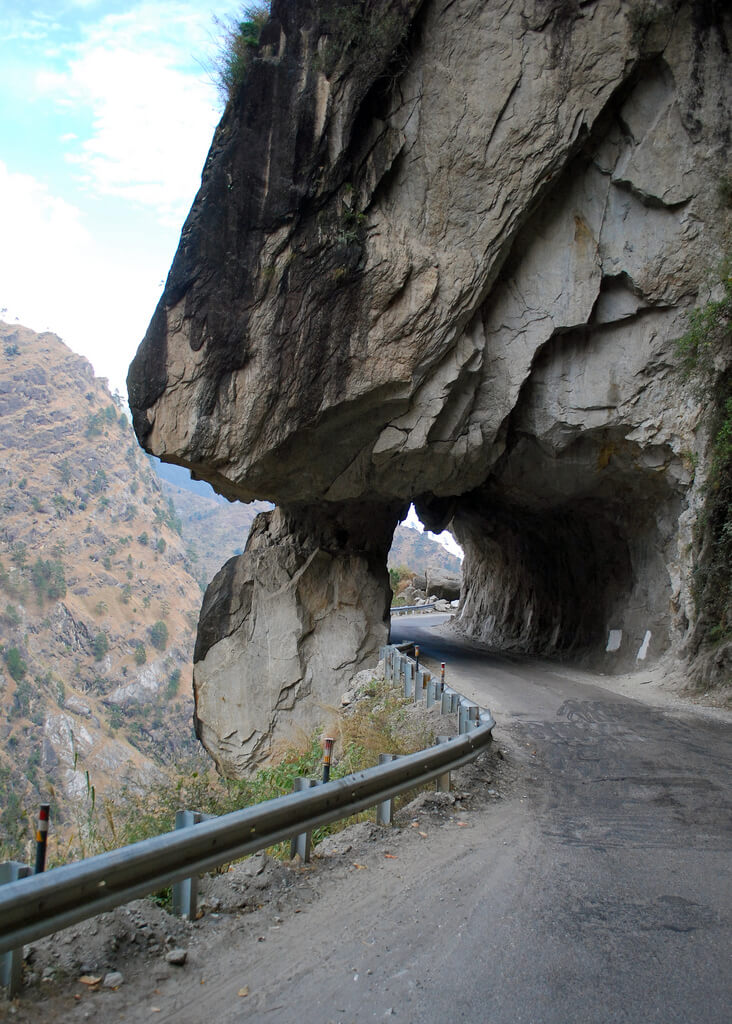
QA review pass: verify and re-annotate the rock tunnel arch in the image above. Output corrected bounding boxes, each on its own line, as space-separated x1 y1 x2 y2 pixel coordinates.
126 1 729 774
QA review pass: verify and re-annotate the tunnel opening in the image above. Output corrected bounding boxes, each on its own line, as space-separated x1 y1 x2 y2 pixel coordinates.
438 421 687 671
387 504 464 608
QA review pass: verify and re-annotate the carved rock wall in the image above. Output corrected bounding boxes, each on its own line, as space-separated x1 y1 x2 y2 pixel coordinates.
128 0 731 771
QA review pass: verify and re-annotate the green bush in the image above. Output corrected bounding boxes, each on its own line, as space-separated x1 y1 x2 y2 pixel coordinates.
149 621 168 652
93 632 110 661
4 604 20 626
89 469 109 494
31 557 66 602
676 262 732 648
214 2 270 102
4 647 27 682
134 642 147 666
166 668 181 698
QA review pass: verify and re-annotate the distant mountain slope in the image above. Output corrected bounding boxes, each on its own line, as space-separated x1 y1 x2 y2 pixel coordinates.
158 480 271 589
0 323 204 856
156 467 462 586
389 525 462 576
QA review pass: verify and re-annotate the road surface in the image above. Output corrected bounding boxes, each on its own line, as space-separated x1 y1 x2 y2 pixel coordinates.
14 615 731 1023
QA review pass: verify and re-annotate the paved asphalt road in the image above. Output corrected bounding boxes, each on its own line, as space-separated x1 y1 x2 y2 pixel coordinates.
385 615 732 1023
53 615 728 1024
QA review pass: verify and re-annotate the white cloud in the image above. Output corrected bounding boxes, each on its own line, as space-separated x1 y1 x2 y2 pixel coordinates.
36 2 220 226
403 505 464 561
0 160 168 395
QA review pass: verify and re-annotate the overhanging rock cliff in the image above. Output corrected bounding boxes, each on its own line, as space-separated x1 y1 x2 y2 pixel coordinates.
129 0 731 773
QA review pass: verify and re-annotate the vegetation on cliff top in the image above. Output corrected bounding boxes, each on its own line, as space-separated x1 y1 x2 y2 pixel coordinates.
215 2 271 102
676 260 732 653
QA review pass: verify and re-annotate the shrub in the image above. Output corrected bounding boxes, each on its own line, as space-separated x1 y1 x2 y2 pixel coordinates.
93 632 110 661
4 647 27 683
166 668 181 698
675 261 732 649
31 557 66 602
214 2 270 102
57 458 72 485
134 642 147 666
149 621 168 652
89 469 109 494
4 604 20 626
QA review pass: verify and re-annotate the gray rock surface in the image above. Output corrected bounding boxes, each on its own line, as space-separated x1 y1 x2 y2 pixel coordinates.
193 503 401 772
128 0 731 770
424 567 461 602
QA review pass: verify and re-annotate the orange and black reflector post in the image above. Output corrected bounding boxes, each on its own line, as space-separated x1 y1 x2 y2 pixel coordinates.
440 662 446 693
415 645 420 672
34 803 50 874
322 736 334 783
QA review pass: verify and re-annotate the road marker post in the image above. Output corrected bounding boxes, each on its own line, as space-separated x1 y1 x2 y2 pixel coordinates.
322 737 334 784
34 804 50 875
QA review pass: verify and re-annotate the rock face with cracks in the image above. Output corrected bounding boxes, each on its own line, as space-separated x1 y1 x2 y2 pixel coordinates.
129 0 731 771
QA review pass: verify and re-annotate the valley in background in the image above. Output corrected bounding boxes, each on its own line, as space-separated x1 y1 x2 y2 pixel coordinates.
0 322 460 862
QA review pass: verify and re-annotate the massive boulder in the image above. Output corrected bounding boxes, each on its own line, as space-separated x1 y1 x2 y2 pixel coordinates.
424 566 461 602
129 0 731 770
192 502 401 776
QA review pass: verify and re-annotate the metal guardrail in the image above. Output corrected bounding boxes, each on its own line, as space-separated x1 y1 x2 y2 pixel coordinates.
0 736 493 958
390 602 438 614
0 643 495 970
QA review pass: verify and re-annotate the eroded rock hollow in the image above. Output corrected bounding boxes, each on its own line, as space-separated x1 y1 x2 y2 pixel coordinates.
129 0 731 771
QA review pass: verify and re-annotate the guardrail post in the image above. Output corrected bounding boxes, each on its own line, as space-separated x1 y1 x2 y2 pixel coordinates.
468 705 481 731
403 659 413 698
290 779 320 861
441 686 452 715
458 701 469 734
415 670 429 703
376 755 399 825
1 861 31 997
172 811 203 918
435 737 451 793
426 677 435 708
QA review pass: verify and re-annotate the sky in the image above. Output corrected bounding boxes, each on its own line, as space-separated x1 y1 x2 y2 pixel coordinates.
0 0 463 559
0 0 225 397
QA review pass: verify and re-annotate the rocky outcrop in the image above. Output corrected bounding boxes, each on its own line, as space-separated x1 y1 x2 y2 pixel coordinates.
193 502 401 775
424 567 461 602
129 0 731 770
